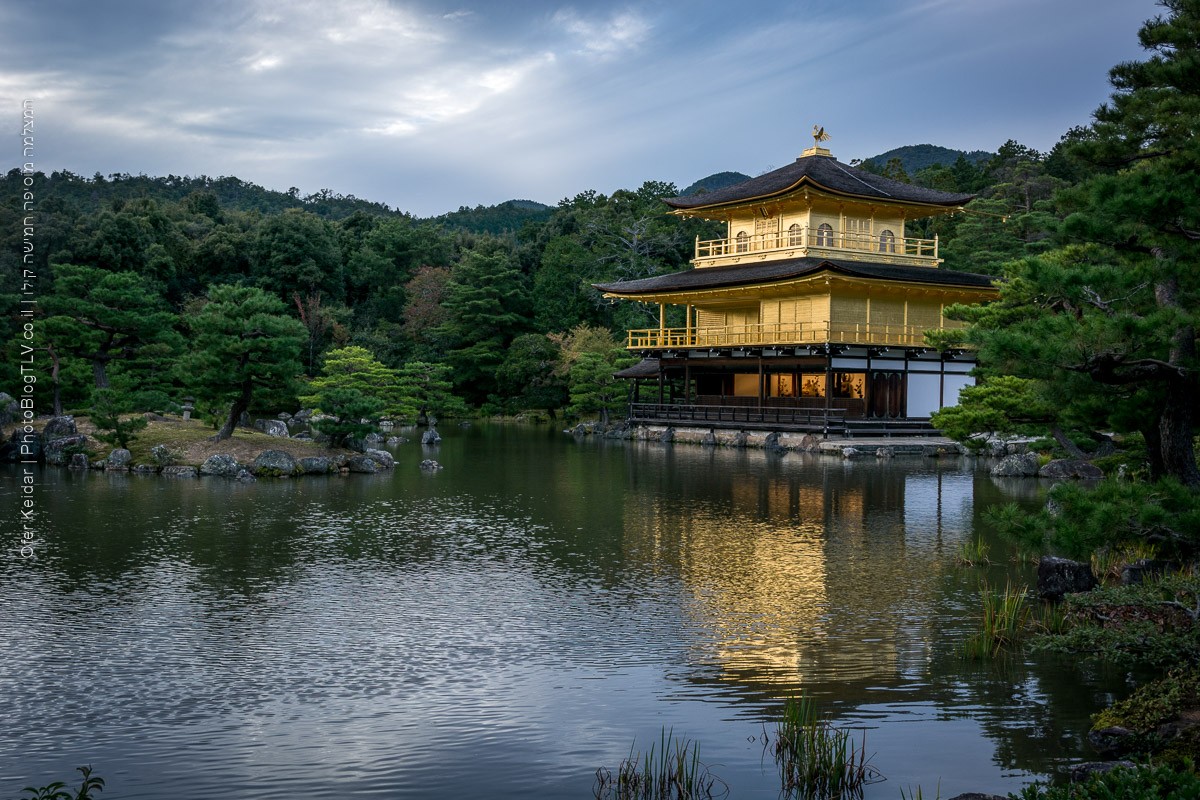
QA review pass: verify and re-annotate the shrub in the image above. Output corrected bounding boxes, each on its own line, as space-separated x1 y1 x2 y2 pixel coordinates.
1013 761 1200 799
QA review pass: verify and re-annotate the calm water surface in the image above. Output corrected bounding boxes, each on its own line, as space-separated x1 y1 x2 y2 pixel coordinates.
2 425 1121 798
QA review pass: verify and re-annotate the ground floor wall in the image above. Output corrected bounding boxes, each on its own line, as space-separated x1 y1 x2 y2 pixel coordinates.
628 347 976 420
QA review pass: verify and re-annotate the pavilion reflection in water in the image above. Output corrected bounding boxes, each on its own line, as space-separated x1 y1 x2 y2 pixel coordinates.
620 445 976 695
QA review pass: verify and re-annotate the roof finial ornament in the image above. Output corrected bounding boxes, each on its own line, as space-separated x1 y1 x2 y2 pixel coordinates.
802 125 832 158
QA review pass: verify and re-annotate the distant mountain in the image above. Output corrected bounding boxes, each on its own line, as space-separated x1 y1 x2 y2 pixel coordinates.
680 171 752 197
431 198 554 234
860 144 994 175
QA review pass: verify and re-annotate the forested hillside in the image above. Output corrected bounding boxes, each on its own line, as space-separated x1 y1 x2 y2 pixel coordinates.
861 144 994 174
0 116 1158 430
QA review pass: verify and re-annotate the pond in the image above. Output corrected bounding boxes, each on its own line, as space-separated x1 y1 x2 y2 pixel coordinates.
1 425 1120 798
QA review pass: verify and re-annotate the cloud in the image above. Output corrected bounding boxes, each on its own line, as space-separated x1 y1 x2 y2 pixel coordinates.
552 8 650 58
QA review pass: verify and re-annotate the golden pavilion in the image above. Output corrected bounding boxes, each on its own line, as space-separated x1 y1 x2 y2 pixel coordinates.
595 135 997 435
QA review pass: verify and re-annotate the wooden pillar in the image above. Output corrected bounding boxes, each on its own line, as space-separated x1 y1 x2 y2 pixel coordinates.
658 362 665 405
758 358 765 408
685 304 692 346
684 359 691 405
658 303 665 345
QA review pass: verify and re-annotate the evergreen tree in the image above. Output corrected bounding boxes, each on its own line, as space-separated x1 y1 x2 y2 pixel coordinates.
182 285 307 440
42 264 182 392
957 0 1200 485
437 250 530 403
394 361 468 421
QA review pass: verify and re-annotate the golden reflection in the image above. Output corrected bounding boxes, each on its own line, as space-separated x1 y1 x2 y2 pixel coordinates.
618 449 976 695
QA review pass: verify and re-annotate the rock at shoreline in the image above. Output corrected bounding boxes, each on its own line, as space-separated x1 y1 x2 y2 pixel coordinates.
44 434 87 465
386 436 409 445
421 428 441 445
876 446 895 459
365 448 394 469
419 459 442 471
298 456 335 475
199 454 241 477
161 465 198 478
1039 458 1104 480
151 443 181 466
68 452 90 470
1038 556 1098 601
1121 558 1174 586
1087 726 1136 759
991 452 1040 477
105 448 132 470
235 468 257 482
346 455 379 473
1 428 43 462
1070 761 1137 783
43 415 78 441
252 449 299 477
131 464 158 474
254 419 290 438
0 392 19 426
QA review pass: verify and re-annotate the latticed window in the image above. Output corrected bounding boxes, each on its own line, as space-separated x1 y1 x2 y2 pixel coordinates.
878 229 896 253
788 223 802 246
735 231 749 252
816 223 834 246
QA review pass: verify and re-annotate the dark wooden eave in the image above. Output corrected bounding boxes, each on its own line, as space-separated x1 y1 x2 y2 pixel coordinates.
594 257 996 297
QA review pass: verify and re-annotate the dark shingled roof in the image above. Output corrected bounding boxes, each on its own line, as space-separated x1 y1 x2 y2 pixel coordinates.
595 257 996 296
666 155 974 210
614 358 661 379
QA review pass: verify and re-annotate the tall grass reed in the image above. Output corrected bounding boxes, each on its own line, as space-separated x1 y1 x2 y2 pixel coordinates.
770 693 881 799
955 536 991 566
593 728 727 800
963 580 1031 660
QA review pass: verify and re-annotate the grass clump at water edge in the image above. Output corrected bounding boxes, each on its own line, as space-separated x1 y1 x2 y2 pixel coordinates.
593 728 727 800
963 580 1031 660
769 693 881 799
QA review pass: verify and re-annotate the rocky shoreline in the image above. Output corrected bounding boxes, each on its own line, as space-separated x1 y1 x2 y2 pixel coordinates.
1 412 408 480
565 422 1105 479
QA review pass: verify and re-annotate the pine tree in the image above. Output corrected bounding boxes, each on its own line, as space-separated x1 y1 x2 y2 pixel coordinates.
182 285 306 440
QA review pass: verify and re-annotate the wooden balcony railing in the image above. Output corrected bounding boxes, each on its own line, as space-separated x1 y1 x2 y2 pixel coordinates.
626 321 964 350
694 228 939 267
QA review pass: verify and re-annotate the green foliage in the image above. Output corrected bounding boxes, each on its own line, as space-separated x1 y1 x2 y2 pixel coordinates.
1094 667 1200 736
679 171 751 196
21 765 104 800
181 285 307 439
42 264 182 392
433 199 553 235
1013 762 1200 800
299 345 400 445
1033 574 1200 670
308 387 383 447
497 333 568 414
568 348 636 424
949 2 1200 485
593 728 726 800
987 478 1200 560
437 249 530 403
861 143 993 176
394 361 468 421
931 376 1054 442
770 693 880 799
251 209 344 301
88 389 148 450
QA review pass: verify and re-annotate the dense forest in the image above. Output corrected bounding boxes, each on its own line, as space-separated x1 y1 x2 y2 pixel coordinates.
0 141 1049 429
1 0 1195 484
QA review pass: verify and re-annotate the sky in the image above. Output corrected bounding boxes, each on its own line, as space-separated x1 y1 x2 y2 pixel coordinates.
1 0 1164 217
